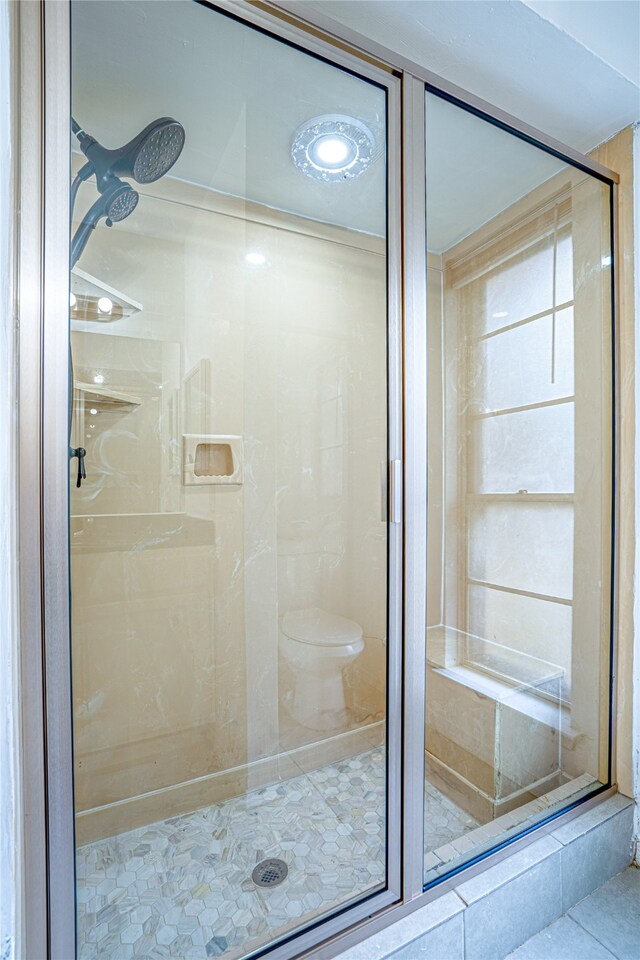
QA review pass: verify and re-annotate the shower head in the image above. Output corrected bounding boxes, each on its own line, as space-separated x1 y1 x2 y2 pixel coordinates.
74 117 185 193
104 181 139 222
70 179 139 269
70 116 185 269
128 119 186 184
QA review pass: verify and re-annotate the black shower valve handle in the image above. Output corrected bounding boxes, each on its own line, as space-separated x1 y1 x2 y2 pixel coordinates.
70 447 87 488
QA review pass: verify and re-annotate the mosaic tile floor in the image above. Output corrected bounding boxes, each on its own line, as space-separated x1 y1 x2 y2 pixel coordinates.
424 780 478 852
77 748 477 960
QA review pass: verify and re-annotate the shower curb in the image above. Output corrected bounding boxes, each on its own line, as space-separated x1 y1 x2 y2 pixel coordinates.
333 793 634 960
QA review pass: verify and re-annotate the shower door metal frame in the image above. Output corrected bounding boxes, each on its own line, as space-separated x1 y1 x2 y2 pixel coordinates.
16 2 75 959
27 2 408 958
19 0 621 958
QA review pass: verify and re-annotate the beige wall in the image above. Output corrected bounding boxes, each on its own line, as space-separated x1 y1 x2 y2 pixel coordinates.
70 176 388 835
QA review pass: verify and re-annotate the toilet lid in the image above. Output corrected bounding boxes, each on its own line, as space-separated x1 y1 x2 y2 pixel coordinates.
282 607 363 646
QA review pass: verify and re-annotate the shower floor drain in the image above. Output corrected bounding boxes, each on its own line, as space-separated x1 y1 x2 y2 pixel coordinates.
251 858 288 888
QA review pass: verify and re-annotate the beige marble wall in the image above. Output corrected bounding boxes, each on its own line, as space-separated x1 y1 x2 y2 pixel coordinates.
70 177 388 835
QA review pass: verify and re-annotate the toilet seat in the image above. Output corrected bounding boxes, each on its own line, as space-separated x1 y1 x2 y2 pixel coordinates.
282 607 363 647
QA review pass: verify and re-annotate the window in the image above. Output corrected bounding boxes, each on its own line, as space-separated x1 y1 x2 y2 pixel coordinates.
458 195 575 702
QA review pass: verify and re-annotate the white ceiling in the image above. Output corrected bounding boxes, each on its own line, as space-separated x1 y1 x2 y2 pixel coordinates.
71 0 639 253
522 0 640 87
304 0 640 155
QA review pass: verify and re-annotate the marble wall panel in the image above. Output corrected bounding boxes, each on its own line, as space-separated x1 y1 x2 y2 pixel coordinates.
70 184 388 827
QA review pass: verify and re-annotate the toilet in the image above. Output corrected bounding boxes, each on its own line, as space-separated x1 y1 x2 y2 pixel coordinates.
280 607 365 731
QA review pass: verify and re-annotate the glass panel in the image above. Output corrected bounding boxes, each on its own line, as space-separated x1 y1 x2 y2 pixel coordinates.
468 502 574 597
470 308 575 413
484 238 555 332
472 404 575 493
70 4 389 956
479 230 574 335
467 585 573 699
425 90 613 885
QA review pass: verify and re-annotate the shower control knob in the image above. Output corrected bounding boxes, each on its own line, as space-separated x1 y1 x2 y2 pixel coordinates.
70 446 87 488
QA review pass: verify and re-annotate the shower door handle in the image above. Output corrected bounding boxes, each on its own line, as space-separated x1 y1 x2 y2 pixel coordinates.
389 459 402 524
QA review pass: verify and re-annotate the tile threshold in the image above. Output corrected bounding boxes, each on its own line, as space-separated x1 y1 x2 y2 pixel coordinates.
505 865 640 960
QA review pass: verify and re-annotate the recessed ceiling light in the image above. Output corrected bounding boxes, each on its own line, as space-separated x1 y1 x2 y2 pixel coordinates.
93 374 104 384
291 114 376 183
246 252 266 266
492 311 509 319
314 136 351 167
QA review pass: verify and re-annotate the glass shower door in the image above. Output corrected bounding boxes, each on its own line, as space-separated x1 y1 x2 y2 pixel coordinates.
69 3 397 957
424 89 614 885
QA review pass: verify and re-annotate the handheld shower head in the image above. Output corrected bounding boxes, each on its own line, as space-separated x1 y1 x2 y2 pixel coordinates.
70 179 139 269
103 181 139 222
75 117 185 193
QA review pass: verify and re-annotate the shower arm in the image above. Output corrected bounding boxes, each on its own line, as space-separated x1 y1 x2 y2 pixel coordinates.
70 118 94 222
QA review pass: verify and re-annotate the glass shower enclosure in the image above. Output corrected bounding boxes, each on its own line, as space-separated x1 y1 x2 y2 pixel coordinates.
69 4 400 958
43 1 617 958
